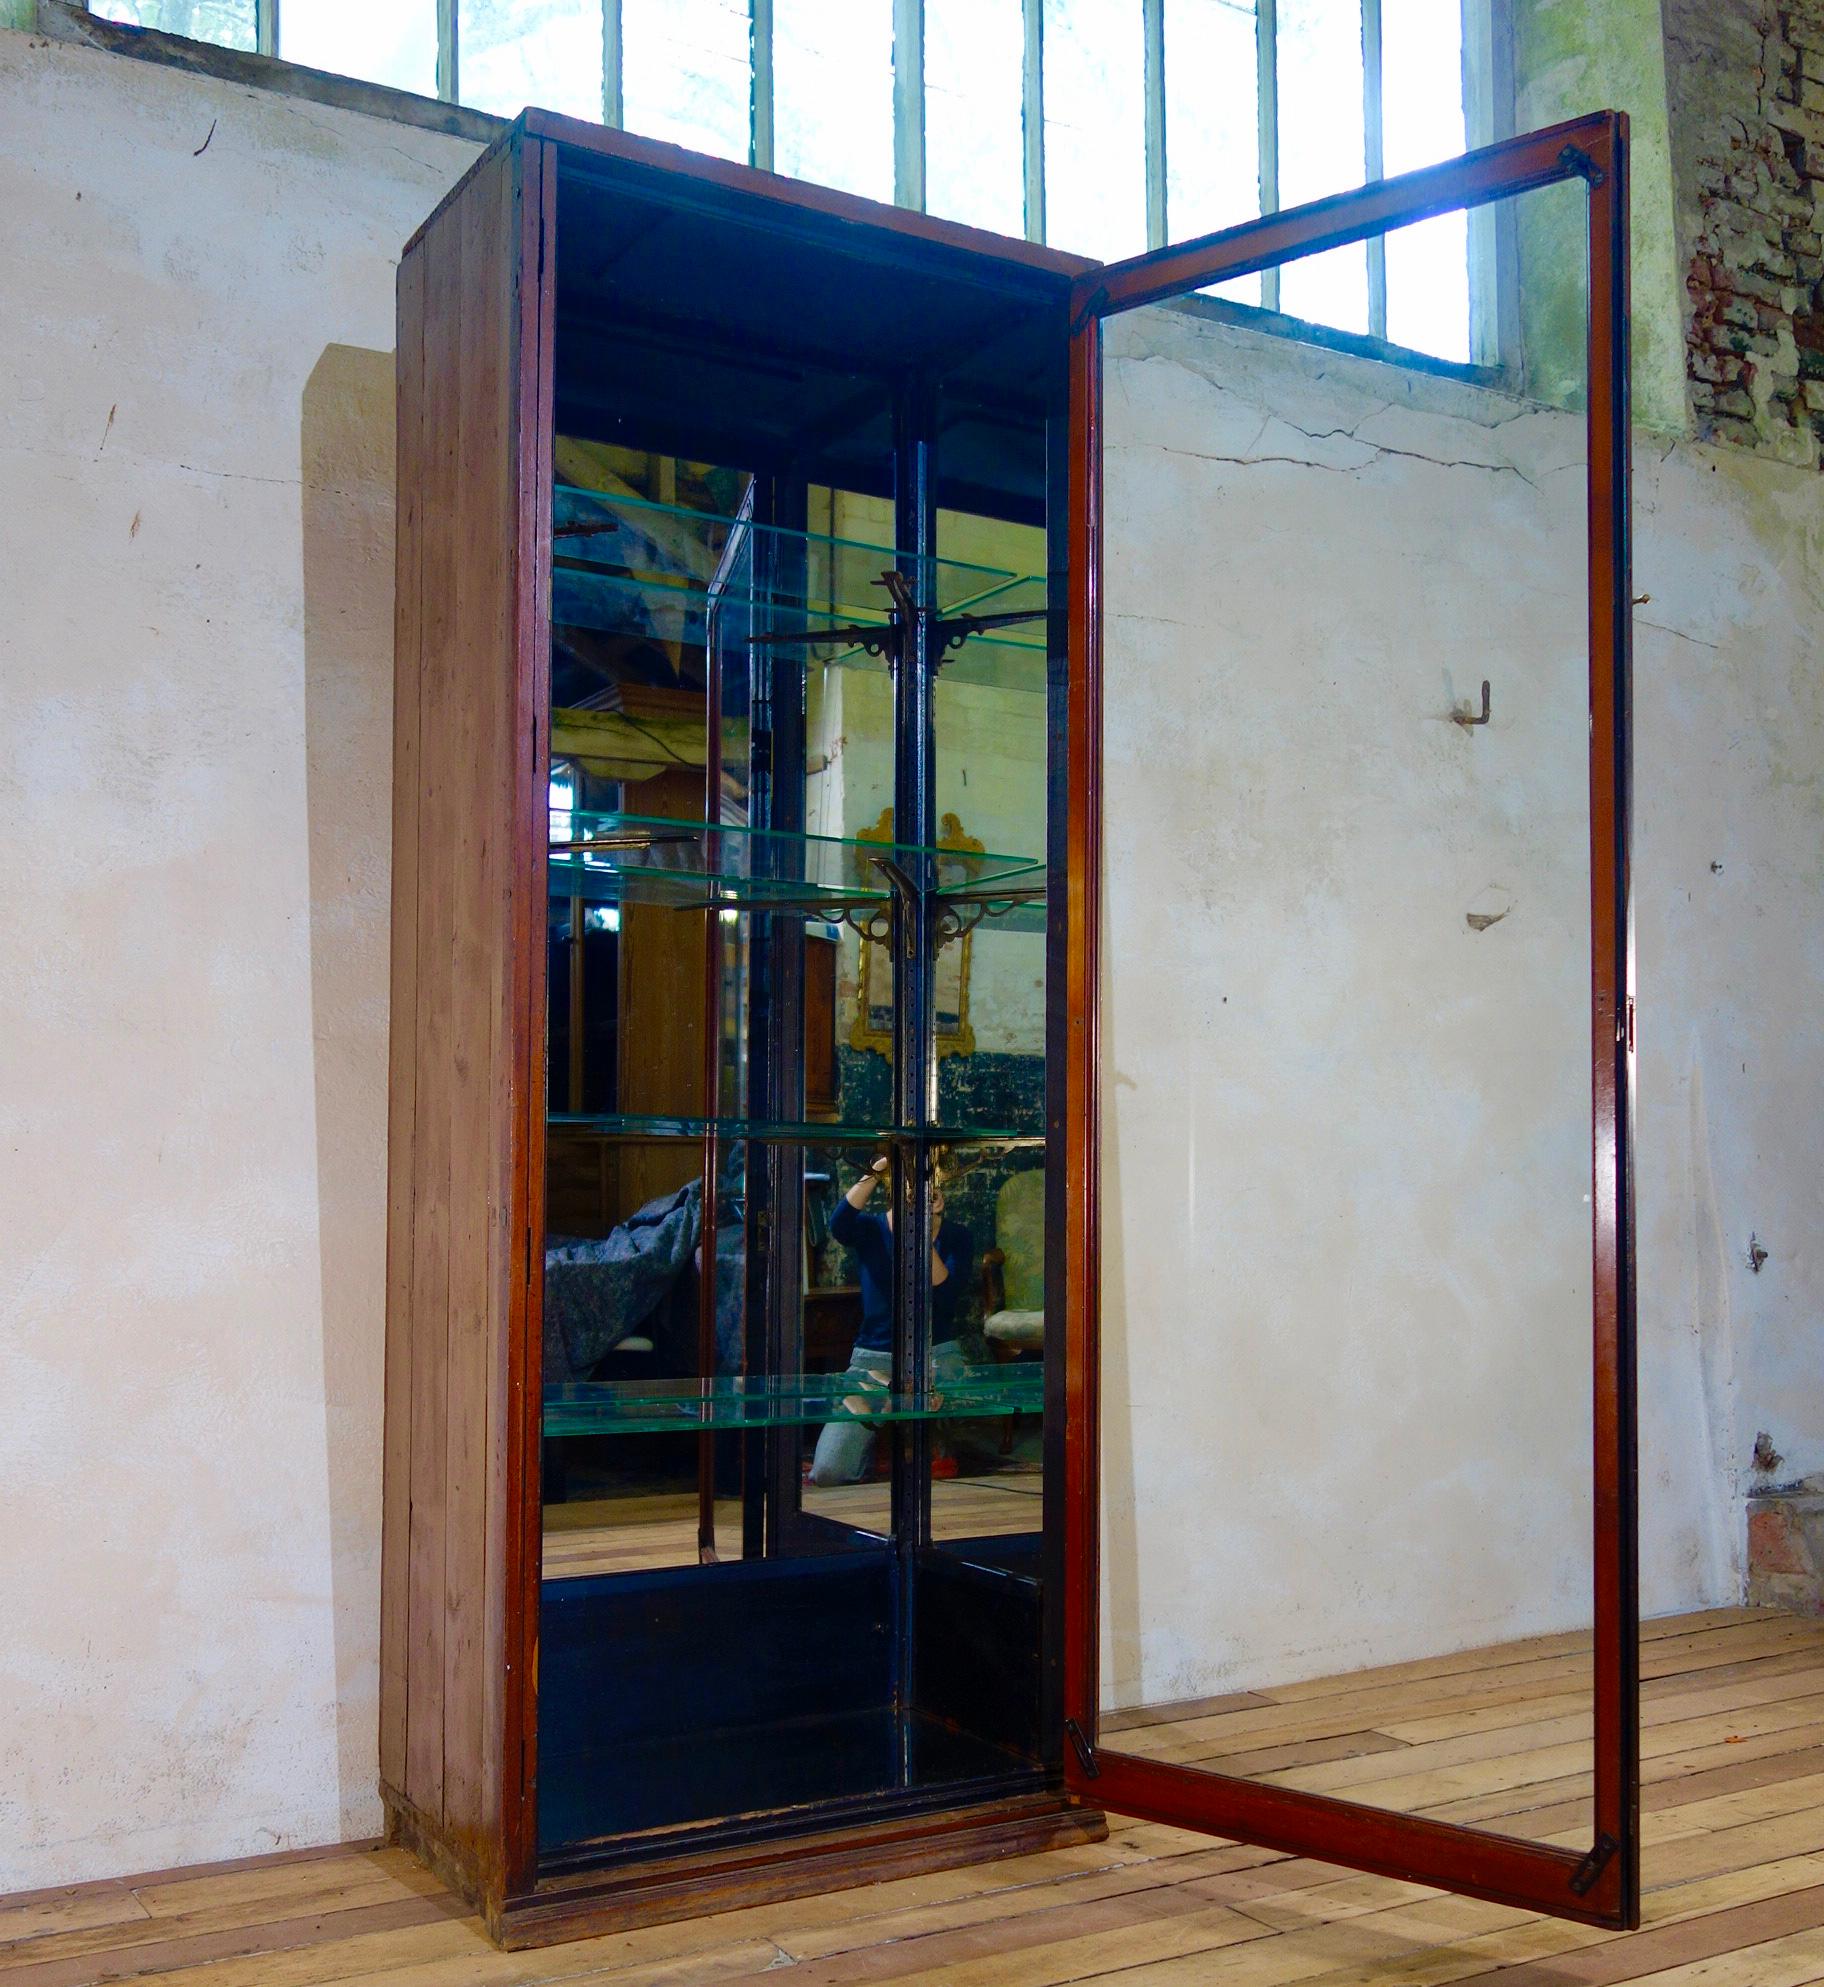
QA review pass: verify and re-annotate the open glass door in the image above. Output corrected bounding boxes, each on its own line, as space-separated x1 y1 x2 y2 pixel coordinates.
1062 114 1637 1929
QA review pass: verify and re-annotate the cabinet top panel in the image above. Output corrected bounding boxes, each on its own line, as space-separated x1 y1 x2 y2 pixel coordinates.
522 109 1091 291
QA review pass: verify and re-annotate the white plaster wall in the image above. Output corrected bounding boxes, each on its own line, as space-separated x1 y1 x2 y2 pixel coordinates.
1099 301 1824 1709
0 30 478 1890
1631 445 1824 1559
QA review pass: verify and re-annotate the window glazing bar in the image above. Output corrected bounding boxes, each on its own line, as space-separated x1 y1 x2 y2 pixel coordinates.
752 0 774 170
1257 0 1279 310
1143 0 1166 247
1363 0 1386 336
1022 0 1045 243
894 0 925 208
257 0 276 59
603 0 622 126
1463 0 1512 366
437 0 456 101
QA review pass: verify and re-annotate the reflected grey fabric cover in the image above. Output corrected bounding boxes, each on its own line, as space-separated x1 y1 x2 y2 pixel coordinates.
543 1174 747 1382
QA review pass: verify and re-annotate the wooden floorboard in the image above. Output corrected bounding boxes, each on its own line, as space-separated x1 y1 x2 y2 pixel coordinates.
9 1609 1824 1986
544 1476 1042 1579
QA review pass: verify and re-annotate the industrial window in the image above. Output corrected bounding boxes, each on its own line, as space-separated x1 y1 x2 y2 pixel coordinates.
90 0 1499 362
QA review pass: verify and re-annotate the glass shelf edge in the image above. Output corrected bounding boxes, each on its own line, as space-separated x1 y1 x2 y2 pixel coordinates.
542 1372 1045 1438
545 1115 1046 1147
550 811 1043 874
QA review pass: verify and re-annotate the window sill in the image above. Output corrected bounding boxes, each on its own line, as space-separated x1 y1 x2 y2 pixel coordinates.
31 0 505 148
1166 291 1508 396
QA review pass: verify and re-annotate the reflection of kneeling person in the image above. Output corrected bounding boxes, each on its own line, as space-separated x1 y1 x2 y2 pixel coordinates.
808 1157 972 1487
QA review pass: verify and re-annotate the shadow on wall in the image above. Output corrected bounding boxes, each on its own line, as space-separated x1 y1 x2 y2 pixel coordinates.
301 343 397 1841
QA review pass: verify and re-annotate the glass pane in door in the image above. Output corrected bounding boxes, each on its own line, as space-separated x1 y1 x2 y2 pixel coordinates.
1093 176 1604 1851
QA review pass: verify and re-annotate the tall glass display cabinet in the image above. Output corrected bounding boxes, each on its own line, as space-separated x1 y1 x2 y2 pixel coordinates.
384 110 1639 1947
383 111 1097 1946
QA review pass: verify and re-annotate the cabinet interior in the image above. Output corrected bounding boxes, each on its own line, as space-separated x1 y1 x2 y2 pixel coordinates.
535 153 1069 1869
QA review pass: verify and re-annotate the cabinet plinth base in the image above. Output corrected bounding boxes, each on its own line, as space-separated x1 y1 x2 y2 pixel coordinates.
390 1789 1107 1951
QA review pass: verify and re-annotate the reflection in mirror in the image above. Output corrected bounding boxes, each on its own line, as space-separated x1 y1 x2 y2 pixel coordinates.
541 449 1053 1585
1095 180 1597 1847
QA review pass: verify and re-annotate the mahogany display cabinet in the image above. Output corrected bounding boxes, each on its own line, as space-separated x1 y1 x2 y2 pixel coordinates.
382 108 1639 1946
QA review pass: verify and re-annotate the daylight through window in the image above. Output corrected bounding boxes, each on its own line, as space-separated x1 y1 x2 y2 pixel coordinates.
91 0 1487 361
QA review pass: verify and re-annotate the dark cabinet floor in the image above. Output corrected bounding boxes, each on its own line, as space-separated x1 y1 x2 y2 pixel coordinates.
538 1548 1043 1857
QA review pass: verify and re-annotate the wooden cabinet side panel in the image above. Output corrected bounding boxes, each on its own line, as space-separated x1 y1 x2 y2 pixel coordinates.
383 135 539 1903
452 138 517 1871
380 235 429 1803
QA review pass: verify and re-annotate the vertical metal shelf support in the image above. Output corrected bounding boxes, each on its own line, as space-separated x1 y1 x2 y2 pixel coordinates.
890 376 941 1783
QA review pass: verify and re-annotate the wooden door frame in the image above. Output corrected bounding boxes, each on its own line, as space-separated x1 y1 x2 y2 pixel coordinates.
1061 111 1639 1930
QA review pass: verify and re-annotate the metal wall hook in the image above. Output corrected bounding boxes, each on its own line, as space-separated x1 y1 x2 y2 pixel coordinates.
1452 680 1492 728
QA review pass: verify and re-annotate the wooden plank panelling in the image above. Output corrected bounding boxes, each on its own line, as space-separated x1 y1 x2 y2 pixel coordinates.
382 129 550 1914
379 228 427 1806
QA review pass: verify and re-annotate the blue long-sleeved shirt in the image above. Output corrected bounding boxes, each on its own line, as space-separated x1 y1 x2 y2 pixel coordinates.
829 1198 972 1353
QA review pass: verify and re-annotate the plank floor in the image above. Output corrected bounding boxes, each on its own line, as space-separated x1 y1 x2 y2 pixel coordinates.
9 1607 1824 1987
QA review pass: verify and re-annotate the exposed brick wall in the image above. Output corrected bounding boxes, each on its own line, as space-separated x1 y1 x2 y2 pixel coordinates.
1666 0 1824 466
1748 1479 1824 1614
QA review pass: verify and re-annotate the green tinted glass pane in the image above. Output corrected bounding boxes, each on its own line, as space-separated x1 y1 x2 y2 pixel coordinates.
461 0 604 120
925 0 1025 239
1276 0 1368 332
1042 0 1146 261
549 812 1042 909
1382 0 1470 360
1165 0 1261 307
91 0 254 48
545 1366 1044 1436
280 0 437 95
774 0 894 202
624 0 751 162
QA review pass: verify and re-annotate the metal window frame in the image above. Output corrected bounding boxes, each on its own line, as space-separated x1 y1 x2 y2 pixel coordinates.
266 0 1505 362
1143 0 1501 346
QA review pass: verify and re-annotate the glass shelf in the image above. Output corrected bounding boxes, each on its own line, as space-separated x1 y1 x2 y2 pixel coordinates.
550 487 1049 696
543 1365 1044 1437
547 1113 1044 1149
546 812 1046 920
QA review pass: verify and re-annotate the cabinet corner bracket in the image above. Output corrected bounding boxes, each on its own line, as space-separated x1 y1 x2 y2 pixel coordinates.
1570 1832 1620 1897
